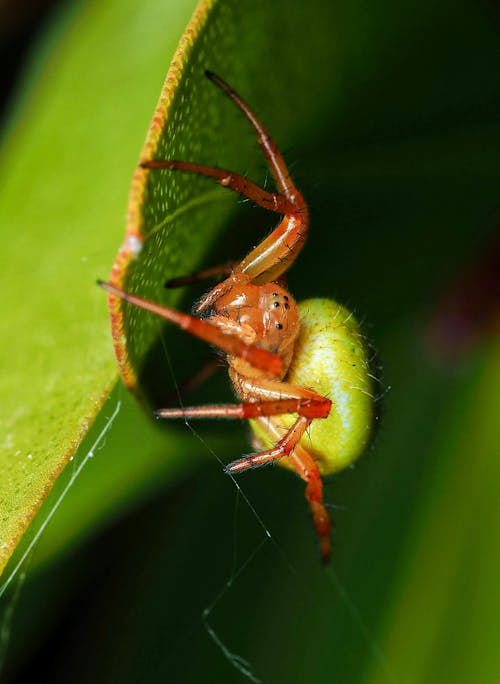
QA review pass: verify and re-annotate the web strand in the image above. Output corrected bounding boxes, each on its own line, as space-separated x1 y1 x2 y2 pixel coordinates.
326 567 400 684
159 330 281 682
0 399 121 601
158 323 395 682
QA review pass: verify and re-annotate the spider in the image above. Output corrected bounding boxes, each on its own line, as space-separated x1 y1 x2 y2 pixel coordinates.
99 70 374 562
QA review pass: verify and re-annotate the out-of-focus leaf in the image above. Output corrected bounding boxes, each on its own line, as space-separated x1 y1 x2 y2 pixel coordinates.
0 0 199 573
365 341 500 684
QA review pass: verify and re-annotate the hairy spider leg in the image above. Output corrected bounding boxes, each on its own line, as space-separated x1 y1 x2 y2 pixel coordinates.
204 71 309 282
141 70 309 292
155 395 331 420
159 252 233 401
140 160 295 215
228 373 333 562
165 261 237 289
288 441 332 563
156 374 333 561
233 212 307 285
204 70 303 207
112 72 333 559
249 416 332 563
98 281 283 377
140 163 307 292
161 356 222 407
227 415 312 472
139 159 307 287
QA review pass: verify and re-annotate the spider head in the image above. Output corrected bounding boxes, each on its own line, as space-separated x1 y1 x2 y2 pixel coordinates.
259 285 300 356
214 281 300 363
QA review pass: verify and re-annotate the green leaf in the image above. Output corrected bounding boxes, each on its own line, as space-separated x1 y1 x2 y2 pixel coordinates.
0 0 200 573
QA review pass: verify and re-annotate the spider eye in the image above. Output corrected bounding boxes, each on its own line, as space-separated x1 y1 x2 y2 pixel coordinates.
275 322 283 330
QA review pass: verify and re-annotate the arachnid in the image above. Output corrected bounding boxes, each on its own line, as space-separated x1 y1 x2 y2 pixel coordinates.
100 71 374 562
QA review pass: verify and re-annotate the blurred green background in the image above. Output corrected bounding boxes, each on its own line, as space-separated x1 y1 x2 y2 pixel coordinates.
0 0 499 682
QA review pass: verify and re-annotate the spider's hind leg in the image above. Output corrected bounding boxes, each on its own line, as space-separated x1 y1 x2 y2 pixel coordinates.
226 414 332 562
289 443 332 564
165 261 237 289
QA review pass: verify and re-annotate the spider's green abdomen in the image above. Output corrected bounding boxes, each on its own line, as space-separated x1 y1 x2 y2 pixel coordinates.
252 298 374 475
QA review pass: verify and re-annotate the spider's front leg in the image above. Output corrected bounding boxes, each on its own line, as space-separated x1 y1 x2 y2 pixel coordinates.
141 70 309 304
98 281 283 376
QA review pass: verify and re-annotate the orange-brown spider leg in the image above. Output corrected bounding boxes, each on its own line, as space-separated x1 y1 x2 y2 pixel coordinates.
140 160 295 215
155 373 332 561
155 396 331 420
234 376 331 413
226 415 331 561
205 71 304 208
251 416 332 563
141 158 308 284
234 211 308 284
161 356 221 406
98 281 283 376
165 261 237 289
288 444 332 563
142 71 309 286
226 415 312 472
205 71 309 283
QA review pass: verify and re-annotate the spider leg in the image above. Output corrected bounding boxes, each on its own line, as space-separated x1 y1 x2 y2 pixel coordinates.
251 416 333 563
223 373 332 560
161 356 221 406
141 157 307 284
143 72 309 286
205 71 309 283
190 209 308 313
165 261 237 289
205 71 304 209
140 160 295 215
287 441 332 563
232 375 331 415
98 281 283 376
155 395 331 420
226 415 312 471
234 212 307 284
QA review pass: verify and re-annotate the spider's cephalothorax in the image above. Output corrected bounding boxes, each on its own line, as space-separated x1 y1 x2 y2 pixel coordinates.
210 276 301 370
100 71 373 562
